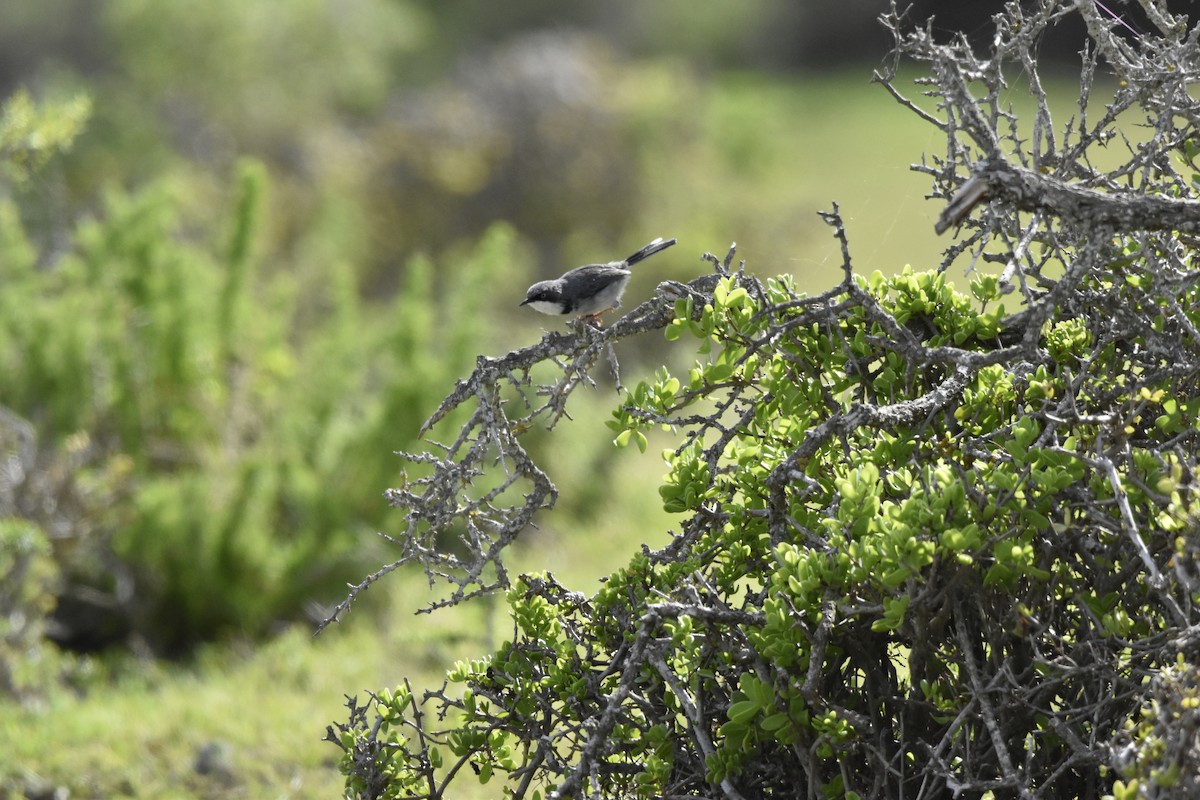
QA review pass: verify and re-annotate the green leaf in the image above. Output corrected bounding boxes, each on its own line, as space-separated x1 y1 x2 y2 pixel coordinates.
871 595 910 632
760 712 791 732
727 700 761 725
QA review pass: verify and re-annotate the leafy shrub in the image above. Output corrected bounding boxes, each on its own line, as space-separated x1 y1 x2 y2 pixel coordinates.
332 256 1200 797
329 3 1200 798
0 89 90 184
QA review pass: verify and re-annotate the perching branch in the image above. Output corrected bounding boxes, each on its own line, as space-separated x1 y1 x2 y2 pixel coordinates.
318 265 732 628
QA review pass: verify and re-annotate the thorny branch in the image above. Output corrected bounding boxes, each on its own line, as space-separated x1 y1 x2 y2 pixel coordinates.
877 0 1200 265
317 262 733 628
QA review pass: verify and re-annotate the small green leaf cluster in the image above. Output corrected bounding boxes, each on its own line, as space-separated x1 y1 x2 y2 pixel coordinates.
333 686 419 799
607 367 681 454
1045 317 1093 363
879 268 1007 344
0 91 91 183
1112 655 1200 797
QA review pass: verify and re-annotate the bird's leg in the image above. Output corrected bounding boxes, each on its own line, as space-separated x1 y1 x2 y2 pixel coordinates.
580 307 616 328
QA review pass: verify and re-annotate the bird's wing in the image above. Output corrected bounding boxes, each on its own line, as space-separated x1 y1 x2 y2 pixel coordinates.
570 265 629 286
561 266 629 310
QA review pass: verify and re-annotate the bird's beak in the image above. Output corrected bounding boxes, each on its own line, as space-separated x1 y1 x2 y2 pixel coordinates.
519 298 530 306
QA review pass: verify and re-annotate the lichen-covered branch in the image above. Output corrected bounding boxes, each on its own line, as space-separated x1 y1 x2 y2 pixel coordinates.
318 264 733 628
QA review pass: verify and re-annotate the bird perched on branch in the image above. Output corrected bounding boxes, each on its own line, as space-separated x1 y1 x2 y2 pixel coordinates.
520 237 677 324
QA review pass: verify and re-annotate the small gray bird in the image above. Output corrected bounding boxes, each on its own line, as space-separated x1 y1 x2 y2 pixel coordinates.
520 237 677 323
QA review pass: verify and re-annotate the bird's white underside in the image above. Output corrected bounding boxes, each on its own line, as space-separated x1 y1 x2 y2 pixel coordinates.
524 299 569 316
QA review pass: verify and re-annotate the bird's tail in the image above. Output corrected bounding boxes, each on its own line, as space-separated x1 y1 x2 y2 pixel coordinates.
625 237 677 266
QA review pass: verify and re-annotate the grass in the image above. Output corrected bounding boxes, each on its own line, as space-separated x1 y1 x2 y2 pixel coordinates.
0 572 531 798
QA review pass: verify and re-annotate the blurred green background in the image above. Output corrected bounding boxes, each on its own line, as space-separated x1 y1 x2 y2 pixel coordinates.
0 1 1006 796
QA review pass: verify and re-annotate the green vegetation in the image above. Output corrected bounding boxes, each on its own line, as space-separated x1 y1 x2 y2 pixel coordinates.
0 591 483 798
2 1 1176 796
0 145 531 654
0 57 939 793
0 90 91 184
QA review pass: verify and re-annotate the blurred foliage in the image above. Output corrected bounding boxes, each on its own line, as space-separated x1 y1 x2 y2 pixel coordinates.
2 0 948 285
0 89 90 184
359 31 643 291
0 519 62 699
104 0 422 132
0 87 532 656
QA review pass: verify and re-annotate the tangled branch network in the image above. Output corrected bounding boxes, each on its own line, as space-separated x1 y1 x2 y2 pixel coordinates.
317 250 735 628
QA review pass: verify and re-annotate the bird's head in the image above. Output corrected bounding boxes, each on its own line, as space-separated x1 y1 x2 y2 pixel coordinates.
520 279 569 315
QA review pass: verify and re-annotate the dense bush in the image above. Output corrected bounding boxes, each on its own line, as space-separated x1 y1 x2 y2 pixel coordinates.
329 3 1200 798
